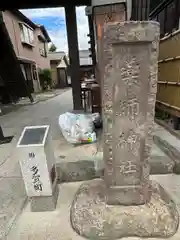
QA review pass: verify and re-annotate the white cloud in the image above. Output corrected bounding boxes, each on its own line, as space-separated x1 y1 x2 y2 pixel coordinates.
21 8 64 18
21 7 89 52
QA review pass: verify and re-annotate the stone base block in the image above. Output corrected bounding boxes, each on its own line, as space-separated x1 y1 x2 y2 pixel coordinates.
30 184 59 212
57 160 96 182
71 179 179 239
106 184 151 205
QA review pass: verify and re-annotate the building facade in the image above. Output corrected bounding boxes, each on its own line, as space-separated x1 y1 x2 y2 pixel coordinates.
49 50 94 88
2 10 51 93
48 52 69 88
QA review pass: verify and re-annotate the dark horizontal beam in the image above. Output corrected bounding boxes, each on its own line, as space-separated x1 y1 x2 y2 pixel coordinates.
0 1 91 10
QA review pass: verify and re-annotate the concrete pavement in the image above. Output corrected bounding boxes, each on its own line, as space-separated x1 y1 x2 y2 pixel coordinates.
1 88 180 239
0 89 74 239
7 175 180 240
0 89 100 239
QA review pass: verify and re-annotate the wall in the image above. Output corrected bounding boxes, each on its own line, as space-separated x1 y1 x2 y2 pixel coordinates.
50 61 59 87
57 68 67 88
157 30 180 117
35 27 50 70
92 3 126 115
92 0 132 20
3 11 50 70
3 11 36 61
93 3 126 86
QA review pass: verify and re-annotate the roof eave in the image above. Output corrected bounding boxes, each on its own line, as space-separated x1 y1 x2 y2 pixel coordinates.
10 10 36 29
40 25 51 42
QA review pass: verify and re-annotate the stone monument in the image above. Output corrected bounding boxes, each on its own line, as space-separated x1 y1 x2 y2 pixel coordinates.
103 21 156 205
71 22 179 239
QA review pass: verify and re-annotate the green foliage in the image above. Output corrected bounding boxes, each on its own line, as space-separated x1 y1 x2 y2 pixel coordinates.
39 68 52 90
49 43 57 52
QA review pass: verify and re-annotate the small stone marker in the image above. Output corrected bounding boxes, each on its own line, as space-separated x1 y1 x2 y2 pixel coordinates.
17 125 58 212
102 22 159 205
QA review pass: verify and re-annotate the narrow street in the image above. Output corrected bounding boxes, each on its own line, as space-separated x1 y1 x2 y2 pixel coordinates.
0 89 73 239
0 89 73 141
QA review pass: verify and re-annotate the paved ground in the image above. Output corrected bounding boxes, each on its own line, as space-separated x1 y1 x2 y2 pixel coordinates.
0 88 73 142
0 88 69 116
7 175 180 240
1 88 180 239
0 89 74 239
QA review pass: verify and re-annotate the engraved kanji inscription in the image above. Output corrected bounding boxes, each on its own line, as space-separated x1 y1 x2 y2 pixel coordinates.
116 130 140 157
29 152 35 158
104 88 112 102
31 165 43 192
117 160 137 174
116 98 139 120
115 55 140 86
121 57 140 85
104 102 113 114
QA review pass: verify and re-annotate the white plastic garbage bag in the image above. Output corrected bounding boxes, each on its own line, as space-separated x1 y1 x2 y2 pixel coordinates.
59 112 96 144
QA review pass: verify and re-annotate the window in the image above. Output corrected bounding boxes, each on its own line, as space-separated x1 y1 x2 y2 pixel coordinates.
32 65 38 81
39 43 47 57
20 63 33 81
20 64 27 80
29 29 34 43
20 23 34 45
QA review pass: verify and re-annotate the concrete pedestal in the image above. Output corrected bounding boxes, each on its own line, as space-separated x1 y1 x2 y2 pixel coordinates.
17 125 58 212
30 183 59 212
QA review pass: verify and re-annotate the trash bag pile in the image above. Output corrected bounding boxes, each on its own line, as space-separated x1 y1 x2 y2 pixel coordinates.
58 112 101 144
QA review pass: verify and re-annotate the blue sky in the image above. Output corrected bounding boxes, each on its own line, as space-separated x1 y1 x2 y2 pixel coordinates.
21 7 89 52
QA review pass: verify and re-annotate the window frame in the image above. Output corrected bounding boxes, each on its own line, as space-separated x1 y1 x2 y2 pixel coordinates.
19 22 34 46
32 64 38 81
39 41 47 57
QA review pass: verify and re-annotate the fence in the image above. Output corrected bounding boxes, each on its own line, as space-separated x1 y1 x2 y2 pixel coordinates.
156 30 180 118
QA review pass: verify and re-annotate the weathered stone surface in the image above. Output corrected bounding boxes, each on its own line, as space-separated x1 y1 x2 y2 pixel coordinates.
154 135 180 174
70 22 178 239
102 21 160 205
57 160 96 182
95 145 174 176
151 156 174 174
54 148 174 183
71 179 179 240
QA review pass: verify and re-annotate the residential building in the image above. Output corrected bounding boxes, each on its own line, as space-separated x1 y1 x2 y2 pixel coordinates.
2 10 51 93
49 49 94 89
48 51 69 88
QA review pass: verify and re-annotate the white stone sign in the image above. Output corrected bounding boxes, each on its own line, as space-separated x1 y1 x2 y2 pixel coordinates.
17 125 57 197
